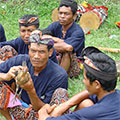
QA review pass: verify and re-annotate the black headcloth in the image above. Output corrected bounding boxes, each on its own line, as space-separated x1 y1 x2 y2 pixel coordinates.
80 46 117 81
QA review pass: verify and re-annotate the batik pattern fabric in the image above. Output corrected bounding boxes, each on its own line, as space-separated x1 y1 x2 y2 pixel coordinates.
57 52 81 78
0 82 69 120
0 45 18 61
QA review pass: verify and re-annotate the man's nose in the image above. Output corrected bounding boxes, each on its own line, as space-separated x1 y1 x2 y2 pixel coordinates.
34 52 39 58
61 13 65 18
25 31 30 37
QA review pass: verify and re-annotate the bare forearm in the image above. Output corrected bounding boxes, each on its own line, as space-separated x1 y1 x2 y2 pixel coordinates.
27 88 45 111
66 90 89 107
0 73 8 81
54 42 73 52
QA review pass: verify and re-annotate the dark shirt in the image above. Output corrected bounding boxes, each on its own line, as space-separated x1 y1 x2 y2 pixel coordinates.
0 36 57 63
0 54 68 104
47 89 120 120
0 24 6 42
47 21 85 56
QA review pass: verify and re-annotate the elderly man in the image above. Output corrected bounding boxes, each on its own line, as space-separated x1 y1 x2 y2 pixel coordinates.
0 14 57 63
0 29 68 120
38 46 120 120
47 0 85 77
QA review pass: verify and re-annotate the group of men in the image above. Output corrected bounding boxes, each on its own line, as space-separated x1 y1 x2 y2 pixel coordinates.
0 0 120 120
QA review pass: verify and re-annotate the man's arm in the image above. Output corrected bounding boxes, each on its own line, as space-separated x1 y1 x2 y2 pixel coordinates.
0 66 23 81
50 89 89 117
0 37 19 50
54 41 73 52
18 73 45 111
38 90 89 120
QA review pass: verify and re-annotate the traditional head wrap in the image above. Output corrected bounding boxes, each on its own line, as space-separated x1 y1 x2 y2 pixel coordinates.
18 15 39 27
80 46 117 81
59 0 77 14
29 30 54 47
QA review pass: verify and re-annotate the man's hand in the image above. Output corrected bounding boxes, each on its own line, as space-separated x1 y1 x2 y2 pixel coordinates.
50 102 69 117
38 104 56 120
17 73 34 92
5 66 23 81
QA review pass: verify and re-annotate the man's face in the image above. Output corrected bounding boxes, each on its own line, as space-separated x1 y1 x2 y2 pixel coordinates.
83 70 97 95
29 43 50 70
58 6 75 26
20 25 37 44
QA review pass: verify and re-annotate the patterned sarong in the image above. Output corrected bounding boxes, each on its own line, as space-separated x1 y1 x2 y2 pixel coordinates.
57 52 81 78
0 82 69 120
0 45 18 61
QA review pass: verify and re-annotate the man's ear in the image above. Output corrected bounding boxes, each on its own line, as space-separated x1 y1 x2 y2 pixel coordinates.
73 13 78 20
94 80 101 89
48 48 53 57
28 45 30 49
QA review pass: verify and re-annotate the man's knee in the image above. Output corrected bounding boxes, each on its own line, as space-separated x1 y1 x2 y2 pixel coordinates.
50 88 68 106
74 98 94 111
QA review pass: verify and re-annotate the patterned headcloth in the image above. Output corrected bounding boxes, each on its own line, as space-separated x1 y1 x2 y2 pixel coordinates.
79 46 117 81
29 30 54 47
59 0 77 14
18 14 39 27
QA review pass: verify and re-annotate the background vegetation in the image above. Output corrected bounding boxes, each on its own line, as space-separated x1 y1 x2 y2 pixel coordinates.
0 0 120 119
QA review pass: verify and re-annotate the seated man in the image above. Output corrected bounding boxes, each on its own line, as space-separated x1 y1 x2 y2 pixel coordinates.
38 46 120 120
47 0 85 77
0 14 57 63
0 29 68 120
0 23 6 42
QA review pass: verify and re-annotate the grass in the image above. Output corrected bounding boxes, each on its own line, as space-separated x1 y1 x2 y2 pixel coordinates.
0 0 120 118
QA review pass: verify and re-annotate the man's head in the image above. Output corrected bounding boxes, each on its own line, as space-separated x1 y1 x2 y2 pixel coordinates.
58 0 77 26
19 14 39 44
81 47 117 94
28 29 54 70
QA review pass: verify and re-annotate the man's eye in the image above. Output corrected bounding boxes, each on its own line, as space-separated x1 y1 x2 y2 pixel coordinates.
38 50 45 54
28 29 34 32
65 13 69 15
31 49 36 53
21 30 25 32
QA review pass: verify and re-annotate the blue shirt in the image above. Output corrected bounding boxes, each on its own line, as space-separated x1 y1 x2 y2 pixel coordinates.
0 24 6 42
0 36 57 63
47 21 85 56
0 54 68 104
47 89 120 120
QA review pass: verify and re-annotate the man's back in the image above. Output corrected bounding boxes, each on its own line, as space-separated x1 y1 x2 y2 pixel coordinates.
0 24 6 42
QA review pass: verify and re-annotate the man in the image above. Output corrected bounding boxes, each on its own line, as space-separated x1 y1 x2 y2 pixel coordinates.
0 29 68 120
0 23 6 42
0 14 57 63
47 0 85 77
38 46 120 120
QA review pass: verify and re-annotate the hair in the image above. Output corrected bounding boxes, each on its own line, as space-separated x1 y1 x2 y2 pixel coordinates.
19 14 39 28
29 29 53 51
41 28 54 51
58 0 77 15
85 52 117 92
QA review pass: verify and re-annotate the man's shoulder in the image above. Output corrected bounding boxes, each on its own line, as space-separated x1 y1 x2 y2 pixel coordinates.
10 54 29 62
72 22 83 31
0 24 3 29
47 21 61 29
